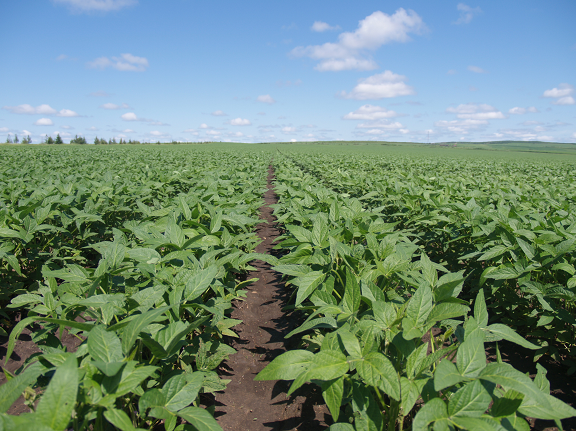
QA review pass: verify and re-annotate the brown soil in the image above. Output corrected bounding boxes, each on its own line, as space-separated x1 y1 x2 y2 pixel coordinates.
214 165 330 431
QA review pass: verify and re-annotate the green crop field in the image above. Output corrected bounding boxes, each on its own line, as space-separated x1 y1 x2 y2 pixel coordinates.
1 142 575 430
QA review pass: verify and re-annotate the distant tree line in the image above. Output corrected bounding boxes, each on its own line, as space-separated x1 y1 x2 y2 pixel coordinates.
4 133 216 145
4 134 32 144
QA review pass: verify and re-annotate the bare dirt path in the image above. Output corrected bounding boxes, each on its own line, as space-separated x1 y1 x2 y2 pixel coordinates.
214 165 329 431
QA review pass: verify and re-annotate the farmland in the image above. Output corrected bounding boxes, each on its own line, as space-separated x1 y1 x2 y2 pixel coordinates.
1 142 576 430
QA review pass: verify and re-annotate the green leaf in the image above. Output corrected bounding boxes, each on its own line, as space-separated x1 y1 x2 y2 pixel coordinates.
36 354 78 431
485 265 518 280
0 362 46 413
121 305 171 356
176 406 222 431
255 350 315 381
104 408 138 431
92 361 126 377
336 329 361 358
483 324 539 350
294 271 326 306
457 336 486 378
474 289 489 328
88 325 124 363
322 376 344 422
412 397 449 430
341 268 360 313
164 373 204 412
356 352 400 401
306 350 349 381
434 359 465 391
328 424 355 431
478 245 509 261
451 416 506 431
184 266 218 302
427 302 470 323
448 379 491 417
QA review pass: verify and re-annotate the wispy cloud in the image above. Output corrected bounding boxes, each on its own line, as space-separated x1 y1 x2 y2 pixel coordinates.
468 65 487 74
257 95 276 104
228 118 251 126
446 103 506 120
87 53 149 72
453 3 482 25
53 0 137 13
100 103 130 110
292 9 425 71
508 106 539 114
2 104 80 117
311 21 340 32
211 110 227 116
121 112 168 125
343 105 398 120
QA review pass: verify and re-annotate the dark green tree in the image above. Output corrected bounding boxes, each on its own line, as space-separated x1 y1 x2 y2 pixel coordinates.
13 134 19 143
54 134 63 145
6 135 12 143
46 136 54 145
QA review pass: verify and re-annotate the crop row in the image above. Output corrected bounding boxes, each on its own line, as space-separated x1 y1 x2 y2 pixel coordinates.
0 147 275 430
256 153 576 430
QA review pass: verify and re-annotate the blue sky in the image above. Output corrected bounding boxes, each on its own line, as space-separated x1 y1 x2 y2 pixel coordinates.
1 0 575 144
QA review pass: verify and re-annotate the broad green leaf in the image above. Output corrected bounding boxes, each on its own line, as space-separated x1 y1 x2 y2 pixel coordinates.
322 376 344 421
88 325 123 363
427 302 470 323
336 329 361 358
451 416 506 431
176 406 222 431
0 362 47 413
474 289 489 328
356 352 400 401
164 373 204 412
448 380 491 417
121 305 171 356
293 271 326 306
457 336 487 378
184 266 218 302
92 360 125 377
341 268 360 313
434 358 464 391
36 355 78 431
483 324 539 350
412 397 449 430
306 350 349 381
104 408 138 431
255 350 314 381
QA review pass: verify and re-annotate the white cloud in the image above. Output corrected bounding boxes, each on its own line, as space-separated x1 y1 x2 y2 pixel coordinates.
356 120 404 130
292 9 425 71
122 129 135 133
56 54 68 61
447 69 457 75
343 104 398 120
446 103 505 120
87 126 98 131
468 65 487 74
22 129 31 135
453 3 482 25
573 132 576 139
211 110 227 116
199 123 210 129
121 112 166 125
2 104 79 117
554 96 575 105
100 102 130 109
257 95 276 104
206 130 221 136
87 53 149 72
435 119 488 133
53 0 137 12
149 131 166 137
543 83 574 98
509 106 539 114
282 127 296 133
121 112 138 121
35 118 54 126
311 21 340 32
229 118 251 126
339 71 415 99
61 125 73 129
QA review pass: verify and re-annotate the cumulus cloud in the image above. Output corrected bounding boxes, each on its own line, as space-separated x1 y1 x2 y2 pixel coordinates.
257 95 276 104
542 84 575 105
446 103 505 120
343 104 398 120
87 53 149 72
121 112 167 125
211 110 227 116
35 118 54 126
468 65 487 74
292 9 425 71
229 118 251 126
453 3 482 25
100 102 130 109
282 127 296 133
508 106 539 114
2 104 80 117
311 21 340 32
52 0 137 13
339 71 415 99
